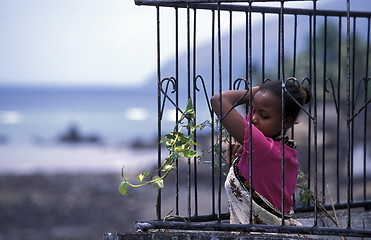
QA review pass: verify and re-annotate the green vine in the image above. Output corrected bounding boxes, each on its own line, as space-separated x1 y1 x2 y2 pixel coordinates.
119 98 208 196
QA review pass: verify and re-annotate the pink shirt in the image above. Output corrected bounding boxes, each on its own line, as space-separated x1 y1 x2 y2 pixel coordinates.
237 115 299 213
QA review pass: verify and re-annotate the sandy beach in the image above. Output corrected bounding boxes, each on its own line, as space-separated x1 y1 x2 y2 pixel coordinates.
0 172 160 240
0 151 230 240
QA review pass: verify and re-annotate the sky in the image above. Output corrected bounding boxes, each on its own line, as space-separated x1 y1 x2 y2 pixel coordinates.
0 0 363 88
0 0 159 87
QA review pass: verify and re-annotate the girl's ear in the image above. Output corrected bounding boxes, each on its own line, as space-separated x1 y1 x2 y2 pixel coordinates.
284 116 294 130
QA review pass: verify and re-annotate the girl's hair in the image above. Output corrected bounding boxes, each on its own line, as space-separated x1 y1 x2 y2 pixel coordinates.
258 79 311 121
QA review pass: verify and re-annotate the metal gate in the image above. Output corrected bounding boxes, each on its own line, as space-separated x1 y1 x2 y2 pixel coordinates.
133 0 371 238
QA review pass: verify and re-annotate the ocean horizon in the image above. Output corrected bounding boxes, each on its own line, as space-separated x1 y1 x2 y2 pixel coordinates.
0 86 164 174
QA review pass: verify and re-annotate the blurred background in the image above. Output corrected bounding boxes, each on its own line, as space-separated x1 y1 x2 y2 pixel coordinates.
0 1 166 239
0 0 369 239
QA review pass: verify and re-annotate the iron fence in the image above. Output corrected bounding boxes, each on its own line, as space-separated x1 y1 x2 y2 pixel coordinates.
133 0 370 238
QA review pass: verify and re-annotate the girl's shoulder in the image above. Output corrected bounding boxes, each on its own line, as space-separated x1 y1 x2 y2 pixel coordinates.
271 140 298 159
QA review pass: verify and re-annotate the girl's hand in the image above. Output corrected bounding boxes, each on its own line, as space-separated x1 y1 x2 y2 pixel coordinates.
226 143 243 165
211 87 260 145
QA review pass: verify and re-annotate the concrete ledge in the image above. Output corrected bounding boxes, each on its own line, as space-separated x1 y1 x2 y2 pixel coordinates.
103 231 309 240
103 209 371 239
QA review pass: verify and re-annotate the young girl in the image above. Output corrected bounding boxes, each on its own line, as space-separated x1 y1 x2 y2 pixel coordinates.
211 79 311 225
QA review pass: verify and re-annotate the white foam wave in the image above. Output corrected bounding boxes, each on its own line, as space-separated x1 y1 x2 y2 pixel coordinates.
125 108 149 121
0 110 23 124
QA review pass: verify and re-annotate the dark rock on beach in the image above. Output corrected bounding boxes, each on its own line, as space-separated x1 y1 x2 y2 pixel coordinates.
58 124 103 145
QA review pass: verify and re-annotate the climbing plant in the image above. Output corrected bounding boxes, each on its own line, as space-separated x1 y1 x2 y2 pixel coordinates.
119 98 209 196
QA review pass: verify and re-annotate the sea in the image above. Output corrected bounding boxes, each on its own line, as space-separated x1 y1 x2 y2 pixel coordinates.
1 86 369 177
0 86 171 175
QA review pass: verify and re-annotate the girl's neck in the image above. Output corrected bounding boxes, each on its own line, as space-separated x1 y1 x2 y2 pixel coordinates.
272 135 296 149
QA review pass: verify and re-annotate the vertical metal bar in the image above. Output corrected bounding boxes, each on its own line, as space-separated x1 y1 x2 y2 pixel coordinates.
211 8 216 216
363 82 369 201
229 10 233 89
228 10 233 200
175 7 180 216
350 17 357 203
307 14 313 197
293 14 297 78
291 14 298 207
312 0 319 227
245 9 249 83
217 2 223 221
336 16 342 204
277 11 281 81
192 8 199 217
364 17 370 201
156 5 162 220
346 0 352 228
262 12 266 83
322 16 328 203
247 1 254 224
290 14 298 151
186 3 192 219
366 18 370 79
279 0 286 224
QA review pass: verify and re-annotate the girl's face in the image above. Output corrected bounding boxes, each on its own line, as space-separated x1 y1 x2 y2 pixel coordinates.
251 90 285 138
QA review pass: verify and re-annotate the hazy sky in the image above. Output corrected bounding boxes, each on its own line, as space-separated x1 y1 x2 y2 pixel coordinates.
0 0 159 87
0 0 362 88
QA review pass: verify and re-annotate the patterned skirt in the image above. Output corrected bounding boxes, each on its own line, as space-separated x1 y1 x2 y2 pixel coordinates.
224 158 301 226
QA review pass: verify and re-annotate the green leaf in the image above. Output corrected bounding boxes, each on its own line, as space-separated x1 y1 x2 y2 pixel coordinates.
174 132 188 145
186 97 193 111
174 146 185 153
188 139 200 147
137 170 150 182
182 148 197 158
160 133 177 147
119 181 128 196
184 98 195 120
162 164 174 172
152 176 164 189
199 120 210 130
165 154 177 164
299 188 312 207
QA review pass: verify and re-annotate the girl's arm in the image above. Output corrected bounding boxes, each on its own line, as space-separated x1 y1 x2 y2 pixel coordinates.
211 87 259 144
